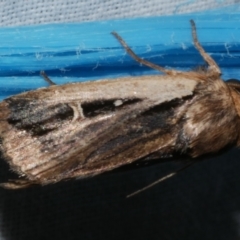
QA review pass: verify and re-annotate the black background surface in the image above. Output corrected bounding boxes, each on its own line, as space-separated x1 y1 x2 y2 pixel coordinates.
0 148 240 240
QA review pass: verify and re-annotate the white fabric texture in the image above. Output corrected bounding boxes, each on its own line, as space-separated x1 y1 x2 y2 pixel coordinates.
0 0 235 26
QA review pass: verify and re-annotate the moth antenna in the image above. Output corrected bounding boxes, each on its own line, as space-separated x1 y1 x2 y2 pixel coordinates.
40 71 57 85
111 32 178 75
190 19 221 77
126 162 194 198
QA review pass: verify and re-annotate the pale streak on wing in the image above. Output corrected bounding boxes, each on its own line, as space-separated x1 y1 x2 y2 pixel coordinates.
10 74 199 104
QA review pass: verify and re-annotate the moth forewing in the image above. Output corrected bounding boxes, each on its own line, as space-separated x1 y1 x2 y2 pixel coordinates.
0 20 240 189
0 75 198 184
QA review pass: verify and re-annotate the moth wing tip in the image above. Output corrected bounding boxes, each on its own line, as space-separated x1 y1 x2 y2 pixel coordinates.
0 179 35 189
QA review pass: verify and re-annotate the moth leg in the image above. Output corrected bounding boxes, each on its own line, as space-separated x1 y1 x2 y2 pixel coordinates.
190 20 221 77
111 32 177 75
40 71 57 85
127 162 194 197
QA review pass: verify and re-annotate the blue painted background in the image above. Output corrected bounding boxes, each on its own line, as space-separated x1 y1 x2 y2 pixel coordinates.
0 4 240 100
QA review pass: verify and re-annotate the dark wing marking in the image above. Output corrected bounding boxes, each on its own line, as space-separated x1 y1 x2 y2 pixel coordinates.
25 97 190 183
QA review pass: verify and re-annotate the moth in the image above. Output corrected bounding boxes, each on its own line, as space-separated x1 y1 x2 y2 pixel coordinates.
0 20 239 189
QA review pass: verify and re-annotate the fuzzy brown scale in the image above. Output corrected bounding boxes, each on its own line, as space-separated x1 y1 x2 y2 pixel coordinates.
0 20 240 189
